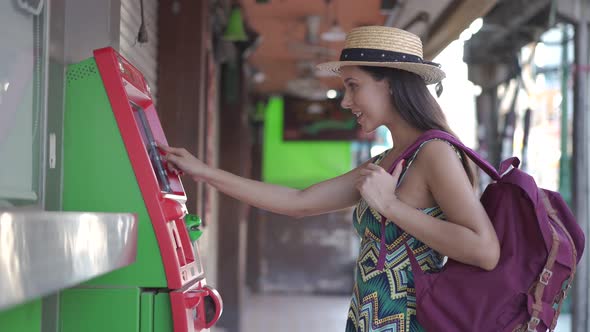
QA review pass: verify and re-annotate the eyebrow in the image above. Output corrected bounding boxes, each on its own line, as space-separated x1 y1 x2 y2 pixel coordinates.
344 78 357 84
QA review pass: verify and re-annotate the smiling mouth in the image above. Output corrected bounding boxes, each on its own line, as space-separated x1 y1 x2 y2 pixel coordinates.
352 111 362 118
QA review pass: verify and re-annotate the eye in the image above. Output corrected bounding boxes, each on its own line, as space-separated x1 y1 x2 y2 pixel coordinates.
347 83 358 90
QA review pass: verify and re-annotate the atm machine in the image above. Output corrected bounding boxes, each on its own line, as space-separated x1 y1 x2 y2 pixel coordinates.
60 47 222 332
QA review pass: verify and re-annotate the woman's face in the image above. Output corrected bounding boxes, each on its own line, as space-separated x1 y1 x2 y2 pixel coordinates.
340 66 395 133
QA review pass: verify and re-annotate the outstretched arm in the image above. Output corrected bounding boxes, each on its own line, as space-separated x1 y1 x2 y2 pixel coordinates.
159 144 370 218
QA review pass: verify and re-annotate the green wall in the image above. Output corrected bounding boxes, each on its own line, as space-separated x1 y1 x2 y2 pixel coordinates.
0 300 42 332
262 96 352 189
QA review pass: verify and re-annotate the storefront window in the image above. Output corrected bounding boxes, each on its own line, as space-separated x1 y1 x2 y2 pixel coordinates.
512 23 575 203
0 1 47 207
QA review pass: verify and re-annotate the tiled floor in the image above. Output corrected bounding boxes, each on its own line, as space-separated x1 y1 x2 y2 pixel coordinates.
242 294 350 332
213 294 572 332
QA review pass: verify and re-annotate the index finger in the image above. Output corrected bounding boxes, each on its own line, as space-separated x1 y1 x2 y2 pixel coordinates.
157 143 179 154
365 163 384 171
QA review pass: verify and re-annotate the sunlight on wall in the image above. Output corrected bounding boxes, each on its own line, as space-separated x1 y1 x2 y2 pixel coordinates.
431 39 479 148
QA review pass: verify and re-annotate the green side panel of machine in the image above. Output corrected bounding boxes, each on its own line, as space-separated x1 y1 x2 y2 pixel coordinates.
0 300 42 332
63 58 166 287
153 293 173 332
140 292 155 332
59 288 140 332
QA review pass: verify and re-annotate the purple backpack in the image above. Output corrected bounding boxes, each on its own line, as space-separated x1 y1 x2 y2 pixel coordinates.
386 130 585 332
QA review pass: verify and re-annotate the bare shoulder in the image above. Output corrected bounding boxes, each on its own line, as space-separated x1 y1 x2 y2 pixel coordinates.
413 139 462 166
412 139 469 185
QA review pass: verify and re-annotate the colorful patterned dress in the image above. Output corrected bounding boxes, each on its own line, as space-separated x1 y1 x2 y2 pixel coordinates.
346 140 454 332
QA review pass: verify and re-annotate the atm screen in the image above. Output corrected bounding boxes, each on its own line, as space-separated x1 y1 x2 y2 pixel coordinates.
130 102 172 193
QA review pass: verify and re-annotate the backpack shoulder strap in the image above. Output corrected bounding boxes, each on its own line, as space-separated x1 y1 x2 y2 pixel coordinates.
386 130 501 181
397 138 461 186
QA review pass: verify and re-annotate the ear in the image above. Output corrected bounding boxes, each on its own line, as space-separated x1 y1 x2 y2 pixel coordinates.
386 79 395 96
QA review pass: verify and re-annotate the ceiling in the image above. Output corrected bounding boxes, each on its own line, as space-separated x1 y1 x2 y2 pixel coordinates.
239 0 498 98
465 0 553 65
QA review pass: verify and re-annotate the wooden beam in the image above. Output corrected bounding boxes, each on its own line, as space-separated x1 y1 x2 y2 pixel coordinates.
217 61 251 331
481 0 551 50
157 0 208 216
423 0 498 60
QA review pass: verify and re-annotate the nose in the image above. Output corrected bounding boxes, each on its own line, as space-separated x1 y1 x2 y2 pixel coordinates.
340 90 352 110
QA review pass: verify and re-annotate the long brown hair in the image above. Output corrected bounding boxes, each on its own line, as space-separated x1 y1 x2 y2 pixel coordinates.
359 66 475 185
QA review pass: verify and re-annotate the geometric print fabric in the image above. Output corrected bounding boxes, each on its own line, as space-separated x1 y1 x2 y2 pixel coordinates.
345 145 448 332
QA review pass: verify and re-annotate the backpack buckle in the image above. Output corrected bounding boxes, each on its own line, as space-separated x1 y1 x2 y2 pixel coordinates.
527 317 540 331
540 268 553 285
564 284 572 299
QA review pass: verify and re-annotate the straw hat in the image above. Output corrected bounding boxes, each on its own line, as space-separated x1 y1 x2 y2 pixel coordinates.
316 26 445 85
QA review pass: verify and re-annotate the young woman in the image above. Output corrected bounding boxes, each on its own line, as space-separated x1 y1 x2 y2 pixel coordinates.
159 26 500 332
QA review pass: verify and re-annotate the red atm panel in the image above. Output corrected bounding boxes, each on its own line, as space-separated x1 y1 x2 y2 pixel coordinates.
92 47 222 331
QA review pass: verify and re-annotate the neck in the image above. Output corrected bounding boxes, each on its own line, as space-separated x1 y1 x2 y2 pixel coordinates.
386 123 424 153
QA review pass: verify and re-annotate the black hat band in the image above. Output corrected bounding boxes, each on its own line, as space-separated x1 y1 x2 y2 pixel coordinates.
339 48 440 68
